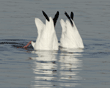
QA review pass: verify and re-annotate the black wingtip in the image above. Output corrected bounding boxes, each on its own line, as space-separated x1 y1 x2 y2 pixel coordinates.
53 11 59 26
65 12 70 19
65 11 73 26
70 12 74 20
42 10 50 21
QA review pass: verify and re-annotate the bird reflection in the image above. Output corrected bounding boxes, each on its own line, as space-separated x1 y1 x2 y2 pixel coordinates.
30 50 58 88
58 48 83 87
30 49 83 88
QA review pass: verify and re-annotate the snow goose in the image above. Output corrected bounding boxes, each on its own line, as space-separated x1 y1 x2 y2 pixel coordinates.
60 12 84 49
23 11 59 50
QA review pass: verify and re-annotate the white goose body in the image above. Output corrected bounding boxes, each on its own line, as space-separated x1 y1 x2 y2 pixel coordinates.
60 18 84 49
31 17 58 50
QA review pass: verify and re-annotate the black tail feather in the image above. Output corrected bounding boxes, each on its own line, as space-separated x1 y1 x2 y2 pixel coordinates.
70 12 74 20
42 10 50 21
65 12 73 26
53 11 59 26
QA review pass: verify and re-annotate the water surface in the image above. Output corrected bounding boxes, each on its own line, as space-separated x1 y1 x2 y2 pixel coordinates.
0 0 110 88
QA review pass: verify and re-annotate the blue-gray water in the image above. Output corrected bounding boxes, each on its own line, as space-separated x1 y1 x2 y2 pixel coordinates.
0 0 110 88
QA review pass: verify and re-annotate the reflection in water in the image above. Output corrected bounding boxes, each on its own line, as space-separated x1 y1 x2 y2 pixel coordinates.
59 49 83 87
31 51 57 88
30 49 83 88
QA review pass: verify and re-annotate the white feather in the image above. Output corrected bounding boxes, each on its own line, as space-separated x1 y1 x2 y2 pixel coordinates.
31 17 58 50
60 19 84 49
